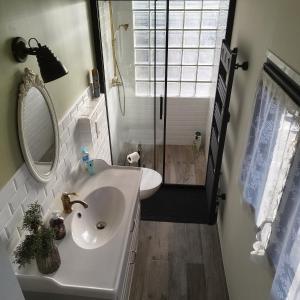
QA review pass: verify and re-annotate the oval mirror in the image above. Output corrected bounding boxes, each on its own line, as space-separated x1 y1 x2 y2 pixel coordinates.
18 68 59 183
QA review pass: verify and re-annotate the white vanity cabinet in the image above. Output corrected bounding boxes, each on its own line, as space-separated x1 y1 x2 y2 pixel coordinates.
119 201 140 300
23 200 141 300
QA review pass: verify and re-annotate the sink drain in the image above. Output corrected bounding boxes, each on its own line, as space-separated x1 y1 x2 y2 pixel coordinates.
96 221 106 230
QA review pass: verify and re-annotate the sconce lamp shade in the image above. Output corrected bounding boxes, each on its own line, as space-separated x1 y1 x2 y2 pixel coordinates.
11 37 68 83
36 45 68 83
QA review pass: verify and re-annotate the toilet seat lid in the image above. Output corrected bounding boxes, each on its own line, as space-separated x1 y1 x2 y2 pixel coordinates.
140 168 162 191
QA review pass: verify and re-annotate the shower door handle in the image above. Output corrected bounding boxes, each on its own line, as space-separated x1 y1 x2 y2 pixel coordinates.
159 96 163 120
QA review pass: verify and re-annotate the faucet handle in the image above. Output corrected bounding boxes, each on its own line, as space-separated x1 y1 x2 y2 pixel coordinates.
63 192 78 197
62 192 78 201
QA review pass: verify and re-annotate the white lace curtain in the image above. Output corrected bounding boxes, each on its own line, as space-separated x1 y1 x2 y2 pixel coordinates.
240 70 300 299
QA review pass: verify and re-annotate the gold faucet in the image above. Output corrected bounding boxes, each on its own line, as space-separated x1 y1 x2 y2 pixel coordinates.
61 192 88 214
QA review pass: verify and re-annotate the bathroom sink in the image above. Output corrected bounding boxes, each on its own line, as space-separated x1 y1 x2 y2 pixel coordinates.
71 186 126 250
16 160 142 299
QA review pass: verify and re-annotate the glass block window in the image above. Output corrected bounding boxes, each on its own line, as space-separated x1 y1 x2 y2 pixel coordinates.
133 0 229 98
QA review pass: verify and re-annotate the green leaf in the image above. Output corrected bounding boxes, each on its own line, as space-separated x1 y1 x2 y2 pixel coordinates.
22 202 42 233
13 202 56 269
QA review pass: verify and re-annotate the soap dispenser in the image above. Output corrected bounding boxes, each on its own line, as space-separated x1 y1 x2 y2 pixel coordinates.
80 146 90 171
49 211 66 240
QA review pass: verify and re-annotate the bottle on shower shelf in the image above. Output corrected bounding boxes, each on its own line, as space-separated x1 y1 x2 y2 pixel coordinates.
193 131 202 152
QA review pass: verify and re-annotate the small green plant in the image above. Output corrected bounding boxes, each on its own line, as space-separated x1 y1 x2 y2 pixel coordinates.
14 202 55 269
22 201 42 233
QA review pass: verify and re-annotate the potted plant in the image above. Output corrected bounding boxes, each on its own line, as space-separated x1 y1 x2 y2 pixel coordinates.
14 202 61 274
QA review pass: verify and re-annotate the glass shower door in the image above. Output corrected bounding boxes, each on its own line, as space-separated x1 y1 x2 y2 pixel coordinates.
101 0 168 174
131 0 167 175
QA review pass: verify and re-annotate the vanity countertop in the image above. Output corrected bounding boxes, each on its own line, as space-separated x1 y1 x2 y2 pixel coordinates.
15 161 142 299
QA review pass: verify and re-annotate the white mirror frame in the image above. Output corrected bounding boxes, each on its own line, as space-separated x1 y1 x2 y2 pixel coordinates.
18 68 60 183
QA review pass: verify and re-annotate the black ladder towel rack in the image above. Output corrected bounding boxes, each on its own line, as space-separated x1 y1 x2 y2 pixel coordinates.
206 40 248 224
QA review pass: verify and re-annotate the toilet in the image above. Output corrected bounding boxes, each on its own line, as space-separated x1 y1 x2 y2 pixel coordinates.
140 168 162 200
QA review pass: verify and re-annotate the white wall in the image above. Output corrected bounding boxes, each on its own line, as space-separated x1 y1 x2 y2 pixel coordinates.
0 88 111 256
218 0 300 299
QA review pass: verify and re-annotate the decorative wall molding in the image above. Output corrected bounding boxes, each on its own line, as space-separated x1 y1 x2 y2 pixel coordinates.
19 68 44 99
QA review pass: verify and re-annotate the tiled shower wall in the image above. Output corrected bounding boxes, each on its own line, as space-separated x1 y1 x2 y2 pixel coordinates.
166 98 209 145
123 96 209 148
0 88 111 254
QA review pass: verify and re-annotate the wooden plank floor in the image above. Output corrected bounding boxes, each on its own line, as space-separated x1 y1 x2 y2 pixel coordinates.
130 221 228 300
164 145 206 185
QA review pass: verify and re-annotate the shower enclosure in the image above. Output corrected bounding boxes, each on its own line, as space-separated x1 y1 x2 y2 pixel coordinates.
96 0 230 186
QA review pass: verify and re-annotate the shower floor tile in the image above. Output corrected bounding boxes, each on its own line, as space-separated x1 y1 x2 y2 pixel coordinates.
164 145 206 185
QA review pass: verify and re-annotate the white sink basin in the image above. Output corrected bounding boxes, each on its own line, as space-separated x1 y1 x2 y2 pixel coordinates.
71 186 125 250
16 160 142 299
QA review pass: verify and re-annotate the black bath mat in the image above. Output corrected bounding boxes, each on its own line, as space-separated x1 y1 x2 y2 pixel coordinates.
141 184 209 224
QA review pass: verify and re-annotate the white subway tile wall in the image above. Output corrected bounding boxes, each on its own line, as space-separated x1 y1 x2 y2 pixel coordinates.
124 96 209 145
0 88 111 254
166 97 209 145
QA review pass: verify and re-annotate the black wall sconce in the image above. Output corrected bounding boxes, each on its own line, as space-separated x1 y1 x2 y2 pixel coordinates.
11 37 68 83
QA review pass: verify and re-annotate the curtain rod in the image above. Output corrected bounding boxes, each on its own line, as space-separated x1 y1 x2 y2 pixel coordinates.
263 60 300 106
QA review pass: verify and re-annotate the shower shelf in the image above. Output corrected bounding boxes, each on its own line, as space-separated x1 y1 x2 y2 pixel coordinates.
77 94 105 157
